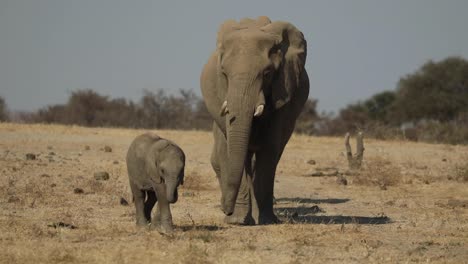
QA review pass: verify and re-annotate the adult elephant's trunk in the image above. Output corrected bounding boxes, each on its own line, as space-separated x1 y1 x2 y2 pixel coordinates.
221 74 261 215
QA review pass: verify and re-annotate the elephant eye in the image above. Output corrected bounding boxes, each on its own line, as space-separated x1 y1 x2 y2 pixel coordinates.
160 168 165 175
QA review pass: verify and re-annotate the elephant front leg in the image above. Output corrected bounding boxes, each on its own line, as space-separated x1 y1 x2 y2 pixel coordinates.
130 182 149 227
254 149 280 225
152 184 174 234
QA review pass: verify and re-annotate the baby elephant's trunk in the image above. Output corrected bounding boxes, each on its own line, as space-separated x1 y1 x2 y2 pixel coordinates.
165 179 179 204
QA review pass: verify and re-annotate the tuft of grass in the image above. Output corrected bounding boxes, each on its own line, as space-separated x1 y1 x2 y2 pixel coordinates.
352 157 402 189
181 243 212 264
180 171 214 191
192 231 214 243
455 163 468 182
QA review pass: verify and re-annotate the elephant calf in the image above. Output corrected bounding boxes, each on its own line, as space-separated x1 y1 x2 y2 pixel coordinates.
126 133 185 234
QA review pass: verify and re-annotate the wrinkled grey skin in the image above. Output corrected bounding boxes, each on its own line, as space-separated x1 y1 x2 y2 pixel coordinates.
200 16 309 225
126 133 185 233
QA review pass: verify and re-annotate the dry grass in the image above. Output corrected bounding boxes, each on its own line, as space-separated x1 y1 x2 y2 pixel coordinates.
0 123 468 263
454 162 468 182
352 157 402 189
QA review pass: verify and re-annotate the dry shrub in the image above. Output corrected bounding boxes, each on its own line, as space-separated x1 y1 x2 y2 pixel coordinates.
352 157 402 188
181 171 214 191
27 89 213 130
0 96 8 121
455 163 468 182
181 243 212 264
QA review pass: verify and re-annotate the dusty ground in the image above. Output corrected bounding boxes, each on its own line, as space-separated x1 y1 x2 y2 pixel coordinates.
0 123 467 263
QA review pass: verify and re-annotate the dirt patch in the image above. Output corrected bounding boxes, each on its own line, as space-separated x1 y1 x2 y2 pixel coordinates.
0 123 467 263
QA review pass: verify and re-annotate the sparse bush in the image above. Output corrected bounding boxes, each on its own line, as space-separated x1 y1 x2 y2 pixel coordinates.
28 89 212 130
180 171 213 191
295 99 320 134
455 163 468 182
0 96 9 121
352 157 402 189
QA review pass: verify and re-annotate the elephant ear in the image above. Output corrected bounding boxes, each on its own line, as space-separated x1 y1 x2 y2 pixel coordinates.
146 139 170 184
261 21 307 109
179 169 185 186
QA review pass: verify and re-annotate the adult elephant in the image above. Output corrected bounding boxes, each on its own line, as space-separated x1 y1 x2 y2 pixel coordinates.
200 16 309 225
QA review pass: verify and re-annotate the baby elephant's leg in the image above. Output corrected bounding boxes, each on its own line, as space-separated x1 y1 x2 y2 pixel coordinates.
152 184 173 234
130 182 148 226
144 191 157 223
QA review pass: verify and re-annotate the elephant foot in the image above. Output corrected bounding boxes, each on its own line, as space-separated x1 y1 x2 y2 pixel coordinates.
150 220 174 235
136 218 150 227
224 205 254 225
155 223 174 235
258 212 281 225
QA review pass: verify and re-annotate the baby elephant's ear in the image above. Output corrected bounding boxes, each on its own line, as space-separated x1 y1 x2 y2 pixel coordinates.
179 169 185 186
145 156 162 184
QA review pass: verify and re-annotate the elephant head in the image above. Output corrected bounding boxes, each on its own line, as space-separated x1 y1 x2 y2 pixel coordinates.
214 16 307 215
151 141 185 203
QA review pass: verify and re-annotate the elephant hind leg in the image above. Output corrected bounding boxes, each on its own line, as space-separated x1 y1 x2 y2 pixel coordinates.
144 190 157 223
211 124 225 181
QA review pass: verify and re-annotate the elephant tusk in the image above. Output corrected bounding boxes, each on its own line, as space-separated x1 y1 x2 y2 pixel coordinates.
220 101 229 116
254 104 264 117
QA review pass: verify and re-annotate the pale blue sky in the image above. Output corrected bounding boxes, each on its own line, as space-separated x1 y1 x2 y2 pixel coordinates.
1 0 467 113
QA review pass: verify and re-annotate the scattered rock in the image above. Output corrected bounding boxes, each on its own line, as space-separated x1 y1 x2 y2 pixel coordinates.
48 158 54 163
309 205 323 214
308 171 324 177
182 191 195 197
73 188 84 194
336 175 348 185
25 153 36 160
50 183 57 187
48 222 77 229
447 199 468 208
94 171 110 181
40 174 50 178
343 170 360 176
104 146 112 152
307 159 316 165
120 197 129 206
84 146 90 151
48 152 55 156
442 158 447 162
113 160 119 164
424 180 430 184
47 146 53 150
305 167 339 177
8 196 20 203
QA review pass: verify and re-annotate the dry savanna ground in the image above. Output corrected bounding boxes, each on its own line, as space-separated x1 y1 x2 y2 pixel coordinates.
0 123 467 263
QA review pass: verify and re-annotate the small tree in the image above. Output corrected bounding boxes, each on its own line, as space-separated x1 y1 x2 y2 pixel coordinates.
390 57 468 123
0 96 8 121
295 99 319 134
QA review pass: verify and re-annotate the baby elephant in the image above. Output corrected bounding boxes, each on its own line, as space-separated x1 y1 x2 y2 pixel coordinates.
126 133 185 233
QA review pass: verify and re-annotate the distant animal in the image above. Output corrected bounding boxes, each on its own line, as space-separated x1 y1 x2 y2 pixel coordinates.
126 133 185 233
200 16 309 225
